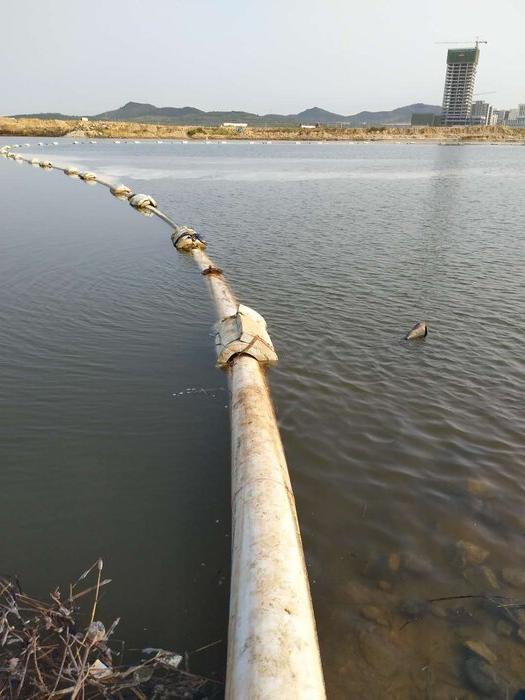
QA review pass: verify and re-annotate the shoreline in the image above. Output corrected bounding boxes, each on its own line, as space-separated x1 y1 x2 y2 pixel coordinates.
1 117 525 143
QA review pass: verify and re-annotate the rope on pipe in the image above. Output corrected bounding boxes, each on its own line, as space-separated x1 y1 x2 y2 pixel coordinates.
1 142 326 699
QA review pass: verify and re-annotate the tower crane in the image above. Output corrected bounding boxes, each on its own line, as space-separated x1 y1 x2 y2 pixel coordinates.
435 38 487 48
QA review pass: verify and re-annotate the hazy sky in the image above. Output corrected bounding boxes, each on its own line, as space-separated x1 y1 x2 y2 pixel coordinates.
2 0 524 115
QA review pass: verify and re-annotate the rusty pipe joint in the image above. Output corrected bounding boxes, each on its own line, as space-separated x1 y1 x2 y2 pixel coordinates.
214 304 278 368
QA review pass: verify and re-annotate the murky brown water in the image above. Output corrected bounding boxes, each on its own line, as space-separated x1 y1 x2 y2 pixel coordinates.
1 139 524 697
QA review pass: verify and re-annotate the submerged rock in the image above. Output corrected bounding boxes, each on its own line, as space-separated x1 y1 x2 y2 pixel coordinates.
402 552 433 576
466 478 491 496
463 640 497 664
388 552 401 573
362 552 390 580
464 658 501 697
377 580 392 592
431 605 447 619
345 580 374 605
400 598 430 620
496 620 513 637
360 605 389 627
457 540 490 566
501 567 525 588
480 566 499 590
463 565 499 591
356 629 398 676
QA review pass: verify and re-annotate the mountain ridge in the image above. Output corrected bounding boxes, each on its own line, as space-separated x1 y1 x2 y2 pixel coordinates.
12 101 441 126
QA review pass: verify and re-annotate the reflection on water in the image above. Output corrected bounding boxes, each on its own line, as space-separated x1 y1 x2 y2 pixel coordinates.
1 140 524 697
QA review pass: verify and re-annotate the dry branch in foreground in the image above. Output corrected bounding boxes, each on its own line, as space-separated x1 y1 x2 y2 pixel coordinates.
0 561 223 699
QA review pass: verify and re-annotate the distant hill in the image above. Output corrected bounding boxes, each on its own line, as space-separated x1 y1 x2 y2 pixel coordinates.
12 101 442 126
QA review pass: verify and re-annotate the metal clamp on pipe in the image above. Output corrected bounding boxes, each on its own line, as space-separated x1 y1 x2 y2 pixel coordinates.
215 304 278 368
171 226 207 252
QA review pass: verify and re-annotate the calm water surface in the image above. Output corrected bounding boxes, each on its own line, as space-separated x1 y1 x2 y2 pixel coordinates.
1 139 524 698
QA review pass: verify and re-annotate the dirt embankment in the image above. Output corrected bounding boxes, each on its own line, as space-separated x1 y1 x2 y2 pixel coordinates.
1 117 524 142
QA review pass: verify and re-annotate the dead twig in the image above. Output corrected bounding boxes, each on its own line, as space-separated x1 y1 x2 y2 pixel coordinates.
0 566 224 699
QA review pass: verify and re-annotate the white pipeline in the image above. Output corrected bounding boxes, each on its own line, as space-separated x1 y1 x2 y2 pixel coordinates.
1 143 326 699
195 252 325 699
227 355 325 699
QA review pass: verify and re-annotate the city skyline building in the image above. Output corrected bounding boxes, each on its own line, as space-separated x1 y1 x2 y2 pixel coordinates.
507 104 525 127
470 99 493 126
441 47 480 125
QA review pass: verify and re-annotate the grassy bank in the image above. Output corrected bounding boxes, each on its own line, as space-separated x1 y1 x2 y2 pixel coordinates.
1 117 525 142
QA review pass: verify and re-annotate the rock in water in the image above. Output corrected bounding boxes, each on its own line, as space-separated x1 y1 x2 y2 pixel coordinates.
501 567 525 588
360 605 389 627
496 620 512 637
464 640 497 664
457 540 489 566
464 658 500 696
400 598 430 620
405 320 428 340
467 478 491 496
402 551 433 576
463 565 499 591
388 552 401 573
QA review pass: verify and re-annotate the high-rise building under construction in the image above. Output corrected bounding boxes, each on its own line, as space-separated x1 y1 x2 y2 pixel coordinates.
441 47 480 125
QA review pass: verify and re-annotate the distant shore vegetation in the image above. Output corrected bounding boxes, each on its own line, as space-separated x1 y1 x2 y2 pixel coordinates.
1 117 524 142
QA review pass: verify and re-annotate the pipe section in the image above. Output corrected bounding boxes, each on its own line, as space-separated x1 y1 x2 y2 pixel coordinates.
191 251 325 698
226 355 325 699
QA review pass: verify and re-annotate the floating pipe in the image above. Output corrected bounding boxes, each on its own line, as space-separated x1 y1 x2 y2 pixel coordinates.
226 355 325 698
192 247 325 698
0 144 326 698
